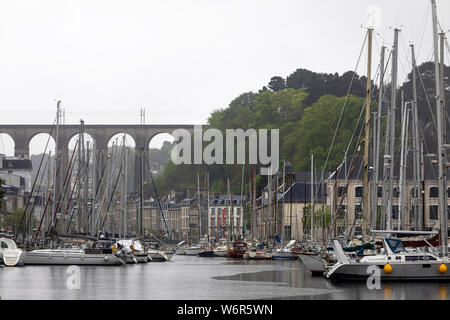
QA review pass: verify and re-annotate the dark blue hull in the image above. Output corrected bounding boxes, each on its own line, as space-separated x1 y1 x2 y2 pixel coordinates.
198 250 215 257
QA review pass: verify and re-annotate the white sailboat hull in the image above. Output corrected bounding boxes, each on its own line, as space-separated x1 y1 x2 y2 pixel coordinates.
24 249 125 266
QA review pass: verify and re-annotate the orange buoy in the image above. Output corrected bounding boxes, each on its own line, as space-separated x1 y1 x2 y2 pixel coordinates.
439 264 447 274
384 264 393 274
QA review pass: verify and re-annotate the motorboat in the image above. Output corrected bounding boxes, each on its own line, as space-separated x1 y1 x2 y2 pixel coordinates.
271 240 297 260
213 239 229 257
0 237 25 267
227 238 247 258
326 238 450 281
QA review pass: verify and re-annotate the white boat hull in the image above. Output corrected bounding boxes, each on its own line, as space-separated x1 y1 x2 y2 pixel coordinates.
327 261 450 281
3 249 25 267
24 249 125 266
148 250 169 262
213 249 228 257
184 247 203 256
272 251 296 260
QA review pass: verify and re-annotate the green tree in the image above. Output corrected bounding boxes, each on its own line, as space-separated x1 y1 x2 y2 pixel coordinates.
302 205 331 232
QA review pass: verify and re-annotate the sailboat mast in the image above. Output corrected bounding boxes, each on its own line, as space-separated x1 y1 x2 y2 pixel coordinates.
362 28 373 242
431 0 448 257
372 46 385 231
52 101 61 230
387 28 400 232
411 44 423 231
311 154 314 241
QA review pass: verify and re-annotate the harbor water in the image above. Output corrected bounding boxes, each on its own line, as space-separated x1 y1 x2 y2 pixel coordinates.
0 255 449 300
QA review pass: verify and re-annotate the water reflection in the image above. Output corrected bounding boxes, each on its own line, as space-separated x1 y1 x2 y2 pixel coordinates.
0 257 449 300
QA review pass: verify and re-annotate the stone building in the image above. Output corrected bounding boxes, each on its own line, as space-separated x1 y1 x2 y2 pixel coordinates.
208 195 246 240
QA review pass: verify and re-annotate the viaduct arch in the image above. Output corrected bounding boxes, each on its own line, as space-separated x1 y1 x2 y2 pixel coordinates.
0 124 198 194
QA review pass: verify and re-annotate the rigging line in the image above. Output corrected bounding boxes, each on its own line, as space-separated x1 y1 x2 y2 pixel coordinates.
66 168 87 233
23 159 49 238
400 33 412 67
319 31 368 175
144 152 171 240
34 162 61 241
86 150 108 223
59 156 79 233
52 141 80 232
14 120 56 241
311 31 368 208
416 3 431 59
100 163 123 230
313 56 385 211
416 61 438 129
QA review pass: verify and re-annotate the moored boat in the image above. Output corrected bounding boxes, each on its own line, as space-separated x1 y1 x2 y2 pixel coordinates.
227 239 247 258
272 240 296 260
0 237 25 267
326 238 450 281
24 248 125 266
148 249 169 262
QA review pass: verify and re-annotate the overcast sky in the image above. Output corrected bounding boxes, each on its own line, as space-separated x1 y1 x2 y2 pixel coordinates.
0 0 449 154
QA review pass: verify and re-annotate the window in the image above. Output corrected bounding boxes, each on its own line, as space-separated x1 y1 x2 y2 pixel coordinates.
355 205 362 219
338 186 346 197
430 187 439 198
393 187 399 198
430 206 439 220
355 186 363 198
336 205 346 219
378 187 383 198
411 187 419 197
392 205 399 220
405 256 419 261
1 241 7 249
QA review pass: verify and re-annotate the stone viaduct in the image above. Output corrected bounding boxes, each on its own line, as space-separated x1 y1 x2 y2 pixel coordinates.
0 124 198 194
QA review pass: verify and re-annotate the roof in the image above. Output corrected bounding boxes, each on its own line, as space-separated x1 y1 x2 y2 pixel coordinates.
328 154 442 181
257 181 326 207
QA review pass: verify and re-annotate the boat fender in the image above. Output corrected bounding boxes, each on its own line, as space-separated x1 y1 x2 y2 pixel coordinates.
384 264 392 274
104 256 109 261
112 245 116 253
439 264 447 274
